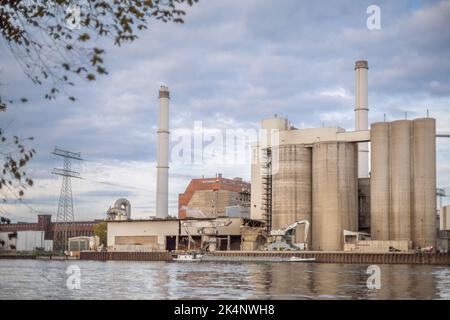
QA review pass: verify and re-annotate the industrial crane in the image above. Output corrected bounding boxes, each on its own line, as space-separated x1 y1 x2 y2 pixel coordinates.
181 219 232 252
182 222 197 249
267 220 310 251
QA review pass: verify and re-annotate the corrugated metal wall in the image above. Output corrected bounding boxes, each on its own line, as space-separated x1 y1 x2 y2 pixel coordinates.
16 231 45 251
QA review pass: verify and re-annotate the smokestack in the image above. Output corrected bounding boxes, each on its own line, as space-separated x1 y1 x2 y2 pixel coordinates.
156 85 170 218
355 60 369 178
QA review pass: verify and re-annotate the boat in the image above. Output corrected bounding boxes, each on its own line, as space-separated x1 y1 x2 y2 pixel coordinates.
173 253 203 261
289 256 316 262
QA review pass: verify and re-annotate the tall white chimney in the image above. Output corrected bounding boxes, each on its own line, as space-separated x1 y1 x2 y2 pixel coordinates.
156 85 170 218
355 60 369 178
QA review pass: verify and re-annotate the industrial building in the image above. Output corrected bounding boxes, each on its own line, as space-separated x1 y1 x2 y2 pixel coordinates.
0 230 53 252
178 174 250 219
250 60 444 252
107 217 263 252
441 205 450 231
250 121 366 251
0 214 100 252
107 62 448 255
106 198 132 221
439 205 450 251
68 236 100 253
370 118 436 248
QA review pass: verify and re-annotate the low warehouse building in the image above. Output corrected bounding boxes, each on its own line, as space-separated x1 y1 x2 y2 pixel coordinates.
0 214 101 252
107 217 263 252
0 230 53 252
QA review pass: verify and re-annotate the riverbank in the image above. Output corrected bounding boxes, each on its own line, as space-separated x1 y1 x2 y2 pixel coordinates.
0 252 78 260
75 250 450 265
3 250 450 265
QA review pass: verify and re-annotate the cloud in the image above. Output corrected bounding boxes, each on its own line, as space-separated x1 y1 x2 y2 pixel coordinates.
1 0 449 220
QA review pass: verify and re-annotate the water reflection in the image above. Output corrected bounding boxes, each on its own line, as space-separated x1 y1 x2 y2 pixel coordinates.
0 260 448 300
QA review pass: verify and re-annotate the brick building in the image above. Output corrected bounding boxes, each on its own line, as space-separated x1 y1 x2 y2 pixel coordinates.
0 214 101 241
178 174 250 219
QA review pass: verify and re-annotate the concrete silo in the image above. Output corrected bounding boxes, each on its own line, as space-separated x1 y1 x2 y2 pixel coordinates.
250 116 289 222
312 142 358 251
389 120 412 241
370 122 390 240
412 118 437 248
370 117 437 249
261 116 289 148
272 144 312 245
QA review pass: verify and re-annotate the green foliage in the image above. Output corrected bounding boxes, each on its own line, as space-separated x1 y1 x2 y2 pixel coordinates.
0 0 198 105
0 0 197 200
0 129 35 200
93 221 107 246
0 216 11 224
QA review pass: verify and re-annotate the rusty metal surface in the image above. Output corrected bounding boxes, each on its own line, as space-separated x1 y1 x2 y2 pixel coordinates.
80 251 173 261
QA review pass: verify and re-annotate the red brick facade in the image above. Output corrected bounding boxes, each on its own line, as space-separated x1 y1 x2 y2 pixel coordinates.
0 214 101 240
178 176 250 218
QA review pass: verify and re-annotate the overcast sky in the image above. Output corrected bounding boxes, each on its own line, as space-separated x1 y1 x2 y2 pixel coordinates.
1 0 450 222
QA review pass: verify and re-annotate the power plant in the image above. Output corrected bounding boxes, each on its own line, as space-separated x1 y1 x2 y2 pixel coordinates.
250 60 442 252
145 60 446 253
145 60 448 253
2 60 449 263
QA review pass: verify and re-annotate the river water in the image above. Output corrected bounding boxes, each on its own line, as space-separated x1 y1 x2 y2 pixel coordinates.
0 259 449 299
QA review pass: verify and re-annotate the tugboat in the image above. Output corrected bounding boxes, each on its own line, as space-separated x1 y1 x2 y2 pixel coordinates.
289 256 316 262
173 252 203 262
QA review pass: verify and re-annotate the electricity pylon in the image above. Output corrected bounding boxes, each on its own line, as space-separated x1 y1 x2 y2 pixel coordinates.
51 148 82 252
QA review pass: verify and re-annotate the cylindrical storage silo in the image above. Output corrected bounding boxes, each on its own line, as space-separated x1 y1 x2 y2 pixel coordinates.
272 144 312 246
412 118 436 248
261 116 288 148
389 120 412 240
312 142 358 251
370 122 390 240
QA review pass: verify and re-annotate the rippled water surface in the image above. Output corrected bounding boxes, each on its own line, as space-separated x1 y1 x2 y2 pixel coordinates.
1 259 449 299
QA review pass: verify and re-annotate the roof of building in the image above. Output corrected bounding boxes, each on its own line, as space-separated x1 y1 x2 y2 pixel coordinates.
106 217 264 226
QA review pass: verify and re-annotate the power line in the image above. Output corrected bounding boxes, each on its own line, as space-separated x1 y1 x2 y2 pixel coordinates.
80 176 150 192
0 205 7 215
1 186 54 217
2 181 38 213
51 147 82 252
77 157 152 191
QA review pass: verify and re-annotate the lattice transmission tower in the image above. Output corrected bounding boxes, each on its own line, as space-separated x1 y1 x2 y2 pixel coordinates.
51 148 82 252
